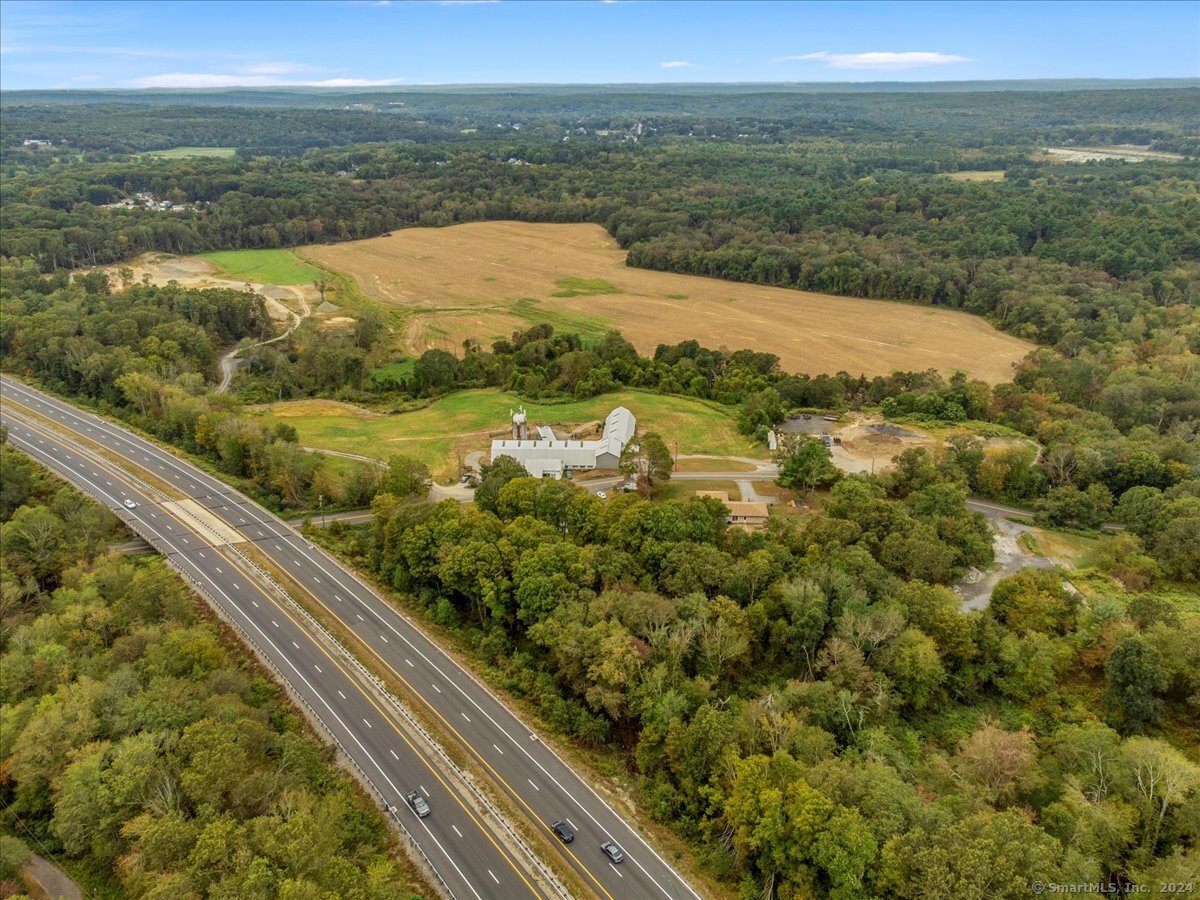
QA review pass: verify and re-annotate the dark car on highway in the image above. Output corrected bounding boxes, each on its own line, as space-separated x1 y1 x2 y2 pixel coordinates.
551 820 574 843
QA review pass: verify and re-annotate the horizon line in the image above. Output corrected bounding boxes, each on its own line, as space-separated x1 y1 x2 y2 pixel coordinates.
3 76 1199 93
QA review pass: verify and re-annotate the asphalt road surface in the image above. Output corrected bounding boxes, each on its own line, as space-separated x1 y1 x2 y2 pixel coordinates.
1 376 700 900
1 387 548 900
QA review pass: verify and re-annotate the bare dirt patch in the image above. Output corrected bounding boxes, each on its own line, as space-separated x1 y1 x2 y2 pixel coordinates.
305 222 1033 383
93 252 319 318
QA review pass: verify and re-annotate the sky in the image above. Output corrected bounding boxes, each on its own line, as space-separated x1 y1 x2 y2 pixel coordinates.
1 0 1197 90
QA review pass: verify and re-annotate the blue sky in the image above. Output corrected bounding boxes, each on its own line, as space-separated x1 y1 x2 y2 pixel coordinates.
1 0 1197 90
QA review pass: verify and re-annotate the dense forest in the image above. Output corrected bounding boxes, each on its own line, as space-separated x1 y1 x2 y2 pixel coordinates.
310 445 1200 897
0 438 423 898
1 86 1198 898
3 84 1198 153
0 261 381 513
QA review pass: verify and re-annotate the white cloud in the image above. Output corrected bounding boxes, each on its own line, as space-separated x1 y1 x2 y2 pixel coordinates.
128 72 404 88
309 77 406 86
660 60 696 69
237 61 323 75
775 51 969 70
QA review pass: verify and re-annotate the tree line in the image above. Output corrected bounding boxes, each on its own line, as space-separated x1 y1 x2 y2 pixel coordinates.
311 450 1199 897
0 437 424 898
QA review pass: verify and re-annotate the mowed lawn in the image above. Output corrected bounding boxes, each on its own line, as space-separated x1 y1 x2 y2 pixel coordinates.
200 249 322 285
249 390 761 478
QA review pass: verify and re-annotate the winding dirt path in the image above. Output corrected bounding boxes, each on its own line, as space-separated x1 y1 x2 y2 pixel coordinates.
22 853 82 900
218 291 311 393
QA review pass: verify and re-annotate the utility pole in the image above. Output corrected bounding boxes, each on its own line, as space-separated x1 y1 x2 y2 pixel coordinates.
318 494 325 528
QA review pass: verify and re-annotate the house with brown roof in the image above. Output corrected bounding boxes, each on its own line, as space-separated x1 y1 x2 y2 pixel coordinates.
695 490 769 532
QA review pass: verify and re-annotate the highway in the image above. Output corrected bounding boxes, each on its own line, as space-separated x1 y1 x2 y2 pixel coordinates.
0 376 702 900
1 388 551 900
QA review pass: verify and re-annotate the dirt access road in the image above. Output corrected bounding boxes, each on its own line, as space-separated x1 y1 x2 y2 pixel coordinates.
93 254 318 393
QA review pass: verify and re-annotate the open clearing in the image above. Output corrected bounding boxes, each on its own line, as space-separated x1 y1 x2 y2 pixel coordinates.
91 252 318 324
145 146 237 158
945 170 1006 182
201 249 323 286
1040 145 1186 163
305 222 1033 383
247 389 759 479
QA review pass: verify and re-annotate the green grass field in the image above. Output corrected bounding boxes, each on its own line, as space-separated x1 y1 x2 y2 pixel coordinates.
249 389 761 478
509 298 614 343
551 277 623 298
147 146 237 158
200 249 322 285
369 359 415 385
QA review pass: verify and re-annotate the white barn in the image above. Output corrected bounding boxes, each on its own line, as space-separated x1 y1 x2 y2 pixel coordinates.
490 406 636 477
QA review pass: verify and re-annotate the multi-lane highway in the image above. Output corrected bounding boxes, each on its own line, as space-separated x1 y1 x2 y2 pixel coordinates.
1 384 551 900
0 376 701 900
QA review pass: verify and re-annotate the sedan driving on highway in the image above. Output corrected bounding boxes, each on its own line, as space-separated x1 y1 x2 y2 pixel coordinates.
551 820 574 843
406 791 430 818
601 841 624 863
123 499 138 509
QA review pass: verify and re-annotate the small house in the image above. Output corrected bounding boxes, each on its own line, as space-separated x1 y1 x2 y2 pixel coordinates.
695 490 769 532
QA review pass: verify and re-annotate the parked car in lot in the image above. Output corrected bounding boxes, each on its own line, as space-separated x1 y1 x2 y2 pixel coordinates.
600 841 624 863
551 820 574 843
406 791 430 818
596 490 607 500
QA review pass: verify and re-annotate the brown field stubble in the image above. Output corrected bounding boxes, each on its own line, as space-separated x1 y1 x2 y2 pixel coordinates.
305 222 1034 383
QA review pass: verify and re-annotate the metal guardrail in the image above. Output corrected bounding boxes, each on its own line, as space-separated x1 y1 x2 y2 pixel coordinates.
221 535 572 900
158 552 459 900
2 417 459 900
8 414 572 900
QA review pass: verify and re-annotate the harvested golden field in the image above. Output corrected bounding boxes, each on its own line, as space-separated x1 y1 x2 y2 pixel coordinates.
305 222 1034 383
945 170 1006 182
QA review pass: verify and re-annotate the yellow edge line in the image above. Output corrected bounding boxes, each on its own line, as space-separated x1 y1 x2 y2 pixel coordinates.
18 420 543 900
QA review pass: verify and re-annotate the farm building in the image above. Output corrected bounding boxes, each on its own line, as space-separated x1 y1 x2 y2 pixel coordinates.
695 490 769 532
490 406 635 478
